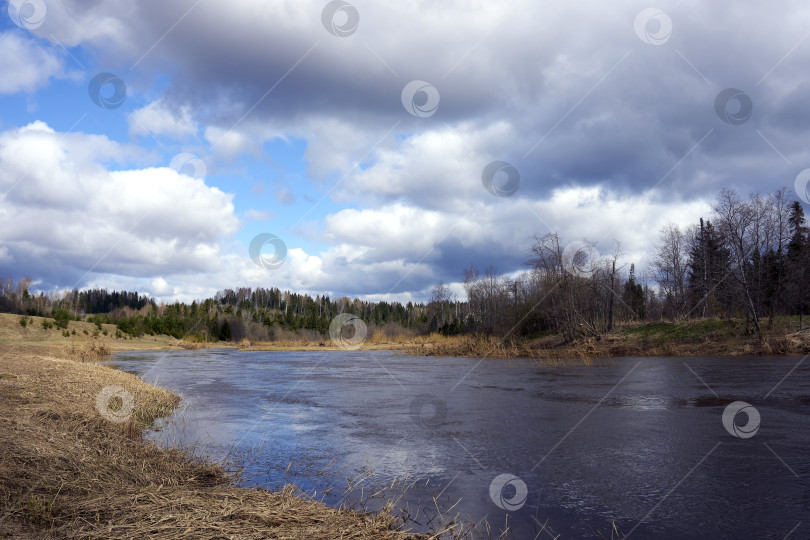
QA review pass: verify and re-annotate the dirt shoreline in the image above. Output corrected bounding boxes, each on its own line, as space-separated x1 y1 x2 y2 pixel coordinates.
0 343 423 539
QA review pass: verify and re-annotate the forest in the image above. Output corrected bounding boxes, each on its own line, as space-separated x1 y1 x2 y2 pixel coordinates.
2 188 808 343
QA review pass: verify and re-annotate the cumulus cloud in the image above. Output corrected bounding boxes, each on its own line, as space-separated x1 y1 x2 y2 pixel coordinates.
4 0 809 300
0 32 65 94
0 122 239 287
150 277 173 296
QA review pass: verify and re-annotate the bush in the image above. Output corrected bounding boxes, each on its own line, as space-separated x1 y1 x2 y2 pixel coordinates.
19 317 28 328
41 320 53 330
52 309 71 329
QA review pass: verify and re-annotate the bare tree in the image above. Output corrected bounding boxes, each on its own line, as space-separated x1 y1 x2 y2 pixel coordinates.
428 281 452 331
713 189 762 338
651 223 690 320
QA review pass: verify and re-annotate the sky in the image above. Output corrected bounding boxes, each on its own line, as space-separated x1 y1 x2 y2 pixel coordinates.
1 0 809 303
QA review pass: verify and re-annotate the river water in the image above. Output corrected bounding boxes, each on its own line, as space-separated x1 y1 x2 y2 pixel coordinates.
109 349 809 539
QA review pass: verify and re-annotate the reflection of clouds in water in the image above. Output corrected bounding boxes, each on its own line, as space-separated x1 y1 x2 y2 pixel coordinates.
282 407 320 433
109 350 810 538
341 440 447 481
618 395 674 411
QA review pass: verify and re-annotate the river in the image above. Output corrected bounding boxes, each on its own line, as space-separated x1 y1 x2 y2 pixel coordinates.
110 349 809 539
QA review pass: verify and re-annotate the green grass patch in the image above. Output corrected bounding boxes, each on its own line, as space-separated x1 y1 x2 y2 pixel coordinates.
621 319 738 343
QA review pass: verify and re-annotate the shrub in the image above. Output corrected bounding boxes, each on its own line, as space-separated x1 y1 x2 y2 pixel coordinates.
41 320 53 330
19 317 28 328
52 309 71 329
61 342 112 362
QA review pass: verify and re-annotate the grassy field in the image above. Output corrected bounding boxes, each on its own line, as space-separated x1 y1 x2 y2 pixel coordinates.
0 312 180 351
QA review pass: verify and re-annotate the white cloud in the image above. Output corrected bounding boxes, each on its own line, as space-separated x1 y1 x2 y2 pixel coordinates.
203 124 286 160
5 0 807 302
338 121 516 209
0 122 239 284
0 32 64 94
150 277 173 296
128 99 197 139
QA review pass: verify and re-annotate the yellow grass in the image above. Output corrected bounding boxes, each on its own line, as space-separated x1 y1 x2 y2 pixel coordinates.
0 343 426 538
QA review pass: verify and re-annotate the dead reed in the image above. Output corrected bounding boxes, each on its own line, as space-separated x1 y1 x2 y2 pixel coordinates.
60 340 113 362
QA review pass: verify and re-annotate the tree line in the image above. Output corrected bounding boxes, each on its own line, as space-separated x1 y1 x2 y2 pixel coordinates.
1 187 807 342
443 187 809 341
0 282 431 341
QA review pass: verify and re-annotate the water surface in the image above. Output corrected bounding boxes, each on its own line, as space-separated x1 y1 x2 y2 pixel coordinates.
110 350 810 539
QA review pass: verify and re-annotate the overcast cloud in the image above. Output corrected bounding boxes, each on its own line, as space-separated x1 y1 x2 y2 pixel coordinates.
1 0 808 301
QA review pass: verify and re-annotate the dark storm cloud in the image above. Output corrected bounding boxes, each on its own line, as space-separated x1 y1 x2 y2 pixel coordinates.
14 0 810 298
39 0 810 200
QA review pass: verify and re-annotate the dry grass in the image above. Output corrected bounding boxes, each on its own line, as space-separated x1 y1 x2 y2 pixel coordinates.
0 344 425 539
399 320 810 360
174 340 207 350
212 324 810 360
61 340 113 361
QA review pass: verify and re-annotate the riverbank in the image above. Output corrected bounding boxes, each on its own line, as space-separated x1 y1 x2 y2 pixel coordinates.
240 318 810 360
402 319 810 360
5 311 809 360
0 343 422 538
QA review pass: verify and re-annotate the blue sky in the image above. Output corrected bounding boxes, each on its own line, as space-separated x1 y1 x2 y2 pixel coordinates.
1 0 809 303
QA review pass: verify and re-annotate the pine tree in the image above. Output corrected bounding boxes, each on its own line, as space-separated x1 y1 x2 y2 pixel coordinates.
686 220 731 318
219 320 232 341
786 202 809 329
622 264 645 319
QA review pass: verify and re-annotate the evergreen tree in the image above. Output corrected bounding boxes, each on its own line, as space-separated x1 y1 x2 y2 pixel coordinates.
786 202 810 328
686 219 731 318
219 320 232 341
622 264 645 319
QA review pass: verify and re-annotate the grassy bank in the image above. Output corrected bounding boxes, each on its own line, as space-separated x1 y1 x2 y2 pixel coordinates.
7 310 809 361
0 343 422 538
236 318 810 360
402 318 810 360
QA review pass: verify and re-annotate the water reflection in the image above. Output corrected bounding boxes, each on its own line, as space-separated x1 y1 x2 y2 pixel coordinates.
111 351 810 539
